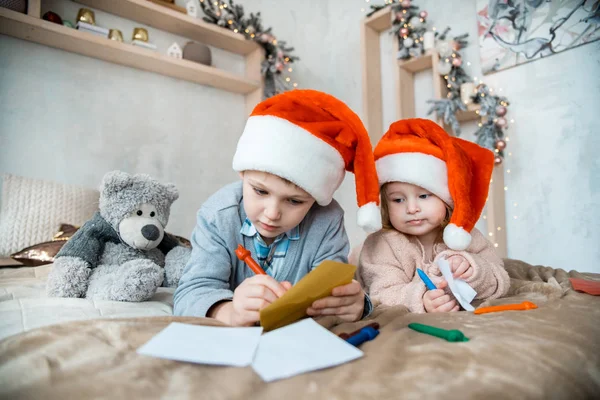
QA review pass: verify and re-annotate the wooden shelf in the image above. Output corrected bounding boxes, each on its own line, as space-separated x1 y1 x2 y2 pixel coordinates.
456 103 481 122
75 0 260 55
397 50 435 73
0 7 261 94
361 7 393 142
364 7 391 32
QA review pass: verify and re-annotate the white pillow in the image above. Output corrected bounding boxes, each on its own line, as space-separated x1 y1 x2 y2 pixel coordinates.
0 174 100 257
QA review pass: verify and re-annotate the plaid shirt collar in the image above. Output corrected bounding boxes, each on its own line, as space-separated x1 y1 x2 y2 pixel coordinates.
240 218 300 241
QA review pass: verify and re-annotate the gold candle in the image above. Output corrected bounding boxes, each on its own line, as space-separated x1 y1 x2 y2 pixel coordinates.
132 27 149 42
108 29 123 42
76 8 95 25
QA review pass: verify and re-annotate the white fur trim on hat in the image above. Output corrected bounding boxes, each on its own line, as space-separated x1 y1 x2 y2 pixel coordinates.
232 115 346 205
443 223 472 250
375 152 453 206
357 201 381 232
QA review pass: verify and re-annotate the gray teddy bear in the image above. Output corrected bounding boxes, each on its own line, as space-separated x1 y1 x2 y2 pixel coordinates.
46 171 191 302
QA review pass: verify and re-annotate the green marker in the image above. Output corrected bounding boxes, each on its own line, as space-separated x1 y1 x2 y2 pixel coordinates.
408 323 469 342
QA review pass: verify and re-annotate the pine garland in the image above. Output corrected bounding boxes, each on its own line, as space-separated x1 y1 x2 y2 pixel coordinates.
426 28 471 136
472 84 510 160
389 2 428 60
198 0 299 99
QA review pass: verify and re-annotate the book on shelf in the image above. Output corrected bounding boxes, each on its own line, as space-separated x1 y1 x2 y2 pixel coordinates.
76 21 109 38
131 40 158 50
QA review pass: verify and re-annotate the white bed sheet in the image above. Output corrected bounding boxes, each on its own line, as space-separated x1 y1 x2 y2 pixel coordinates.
0 264 174 340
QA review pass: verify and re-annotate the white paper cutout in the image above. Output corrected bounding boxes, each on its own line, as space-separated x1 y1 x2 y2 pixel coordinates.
438 257 477 311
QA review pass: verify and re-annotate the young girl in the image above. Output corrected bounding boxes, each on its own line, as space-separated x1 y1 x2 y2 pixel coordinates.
358 118 510 313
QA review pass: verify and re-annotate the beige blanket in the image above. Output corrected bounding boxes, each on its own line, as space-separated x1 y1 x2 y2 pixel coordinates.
0 264 175 340
1 260 599 399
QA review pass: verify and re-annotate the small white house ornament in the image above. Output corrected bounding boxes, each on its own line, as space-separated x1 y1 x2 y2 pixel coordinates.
186 0 198 17
167 42 183 59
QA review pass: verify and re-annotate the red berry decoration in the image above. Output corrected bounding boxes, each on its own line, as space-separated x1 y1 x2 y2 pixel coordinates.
43 11 63 25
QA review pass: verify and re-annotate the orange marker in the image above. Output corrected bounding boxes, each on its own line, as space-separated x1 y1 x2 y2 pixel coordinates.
235 244 266 275
474 301 537 315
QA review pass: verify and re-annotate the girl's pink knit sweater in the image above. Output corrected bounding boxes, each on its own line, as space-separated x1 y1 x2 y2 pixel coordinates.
358 227 510 313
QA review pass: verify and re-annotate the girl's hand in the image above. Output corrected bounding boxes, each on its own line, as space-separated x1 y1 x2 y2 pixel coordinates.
448 255 473 280
222 275 291 326
306 280 365 322
423 279 460 313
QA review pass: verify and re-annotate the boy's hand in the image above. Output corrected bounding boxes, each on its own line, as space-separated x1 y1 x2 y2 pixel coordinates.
213 276 291 326
423 279 459 313
306 279 364 322
448 255 473 280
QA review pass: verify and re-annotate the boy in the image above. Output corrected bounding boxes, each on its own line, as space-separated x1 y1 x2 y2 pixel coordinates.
174 89 381 326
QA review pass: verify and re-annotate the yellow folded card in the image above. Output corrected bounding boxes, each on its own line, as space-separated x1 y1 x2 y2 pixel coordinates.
259 260 356 332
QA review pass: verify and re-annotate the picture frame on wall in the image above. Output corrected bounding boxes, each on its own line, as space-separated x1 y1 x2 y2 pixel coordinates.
477 0 600 74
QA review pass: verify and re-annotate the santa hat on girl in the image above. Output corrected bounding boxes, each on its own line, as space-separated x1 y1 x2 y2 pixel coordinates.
374 118 494 250
232 89 382 231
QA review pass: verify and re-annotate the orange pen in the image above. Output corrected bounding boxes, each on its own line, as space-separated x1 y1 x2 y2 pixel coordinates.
235 244 267 275
474 301 537 315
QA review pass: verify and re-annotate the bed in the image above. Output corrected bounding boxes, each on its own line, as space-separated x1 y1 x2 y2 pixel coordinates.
1 258 599 399
0 263 174 341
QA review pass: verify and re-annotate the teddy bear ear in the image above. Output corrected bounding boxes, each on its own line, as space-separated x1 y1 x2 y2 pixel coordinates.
164 183 179 202
101 170 134 194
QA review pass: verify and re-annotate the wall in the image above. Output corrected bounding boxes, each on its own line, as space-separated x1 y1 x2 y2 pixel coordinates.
1 0 599 272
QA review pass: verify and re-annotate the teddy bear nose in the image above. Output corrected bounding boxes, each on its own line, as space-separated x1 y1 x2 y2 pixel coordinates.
141 224 160 241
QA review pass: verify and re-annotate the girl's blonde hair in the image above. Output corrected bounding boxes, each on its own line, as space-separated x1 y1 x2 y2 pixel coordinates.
379 182 452 231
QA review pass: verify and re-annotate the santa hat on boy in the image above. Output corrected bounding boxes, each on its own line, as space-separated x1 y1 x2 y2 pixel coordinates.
374 118 494 250
232 89 381 231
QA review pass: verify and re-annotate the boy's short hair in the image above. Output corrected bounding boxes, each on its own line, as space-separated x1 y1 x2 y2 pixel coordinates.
244 171 305 192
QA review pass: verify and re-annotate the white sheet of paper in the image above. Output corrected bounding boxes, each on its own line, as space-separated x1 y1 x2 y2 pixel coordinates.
137 322 263 367
438 257 477 311
251 318 363 382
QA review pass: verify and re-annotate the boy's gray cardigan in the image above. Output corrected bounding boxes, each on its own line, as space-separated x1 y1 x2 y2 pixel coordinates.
173 181 372 318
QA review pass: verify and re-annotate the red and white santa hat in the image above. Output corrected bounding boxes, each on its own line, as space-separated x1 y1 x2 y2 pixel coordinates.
374 118 494 250
232 89 381 231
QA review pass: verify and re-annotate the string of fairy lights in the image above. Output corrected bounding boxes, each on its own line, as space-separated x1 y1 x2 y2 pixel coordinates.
360 0 519 246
